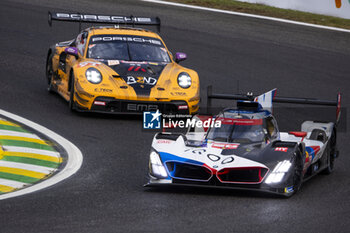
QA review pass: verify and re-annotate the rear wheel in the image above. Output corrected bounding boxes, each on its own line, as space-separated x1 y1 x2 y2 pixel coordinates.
323 145 334 175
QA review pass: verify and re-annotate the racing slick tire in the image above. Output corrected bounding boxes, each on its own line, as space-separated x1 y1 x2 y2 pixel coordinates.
322 143 335 175
46 52 55 93
285 150 304 197
69 72 76 111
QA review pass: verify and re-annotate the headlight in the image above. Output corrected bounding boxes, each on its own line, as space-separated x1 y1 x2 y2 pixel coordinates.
265 160 292 184
85 67 102 84
177 72 191 89
149 150 168 178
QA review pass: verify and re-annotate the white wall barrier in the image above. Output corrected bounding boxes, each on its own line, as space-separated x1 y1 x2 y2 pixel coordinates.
236 0 350 19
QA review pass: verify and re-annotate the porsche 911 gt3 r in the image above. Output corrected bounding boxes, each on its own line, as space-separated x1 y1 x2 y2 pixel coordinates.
145 89 341 197
46 12 200 114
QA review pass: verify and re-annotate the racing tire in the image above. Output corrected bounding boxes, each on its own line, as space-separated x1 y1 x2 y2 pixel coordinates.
69 72 76 111
46 52 55 93
322 144 334 175
285 151 303 197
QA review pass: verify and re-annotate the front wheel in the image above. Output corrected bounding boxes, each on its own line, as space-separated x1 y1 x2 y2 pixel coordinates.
46 53 55 93
69 73 76 111
285 153 303 197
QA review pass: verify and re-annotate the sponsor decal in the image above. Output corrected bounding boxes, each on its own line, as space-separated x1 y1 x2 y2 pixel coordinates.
121 61 148 64
285 186 294 193
88 44 96 49
171 92 186 96
212 143 239 150
77 61 101 68
156 140 172 144
275 147 288 152
66 47 77 54
94 88 112 93
127 104 158 112
178 105 188 110
107 60 120 66
55 13 152 23
126 76 157 86
92 36 162 45
143 110 161 129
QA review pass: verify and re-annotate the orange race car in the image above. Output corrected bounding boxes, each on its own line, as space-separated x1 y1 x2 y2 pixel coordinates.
46 12 200 114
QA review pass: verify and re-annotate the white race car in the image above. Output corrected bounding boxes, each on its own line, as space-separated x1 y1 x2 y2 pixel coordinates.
145 89 341 197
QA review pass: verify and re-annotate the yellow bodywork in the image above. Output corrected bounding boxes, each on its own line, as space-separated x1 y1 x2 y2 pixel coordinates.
48 27 200 114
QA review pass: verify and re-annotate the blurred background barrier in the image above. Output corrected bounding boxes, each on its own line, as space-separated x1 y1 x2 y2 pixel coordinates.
236 0 350 19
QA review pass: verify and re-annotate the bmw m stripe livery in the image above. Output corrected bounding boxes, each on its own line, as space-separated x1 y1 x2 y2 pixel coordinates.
145 89 341 197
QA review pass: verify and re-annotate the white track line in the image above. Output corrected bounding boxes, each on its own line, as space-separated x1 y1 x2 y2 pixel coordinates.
141 0 350 33
0 178 27 189
3 146 61 158
0 130 40 139
0 161 55 174
0 109 83 200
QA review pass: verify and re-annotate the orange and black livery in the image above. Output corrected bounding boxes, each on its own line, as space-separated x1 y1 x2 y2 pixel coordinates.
46 12 200 114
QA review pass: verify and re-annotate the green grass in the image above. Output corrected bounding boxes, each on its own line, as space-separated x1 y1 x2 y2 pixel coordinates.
169 0 350 30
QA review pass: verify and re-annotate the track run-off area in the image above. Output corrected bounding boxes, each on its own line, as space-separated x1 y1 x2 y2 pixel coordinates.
0 109 82 200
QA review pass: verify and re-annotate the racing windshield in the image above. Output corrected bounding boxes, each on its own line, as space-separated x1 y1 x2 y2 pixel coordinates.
207 117 265 143
87 35 171 63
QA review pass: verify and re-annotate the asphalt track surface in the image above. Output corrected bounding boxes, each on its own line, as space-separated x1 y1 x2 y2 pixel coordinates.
1 0 350 232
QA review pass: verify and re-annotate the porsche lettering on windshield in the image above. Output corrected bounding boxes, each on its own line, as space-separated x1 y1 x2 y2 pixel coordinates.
92 36 162 45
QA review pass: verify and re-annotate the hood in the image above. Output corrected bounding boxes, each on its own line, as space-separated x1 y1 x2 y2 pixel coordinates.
104 60 167 97
153 136 269 171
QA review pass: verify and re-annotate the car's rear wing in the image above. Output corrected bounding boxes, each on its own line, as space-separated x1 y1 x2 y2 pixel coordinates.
207 85 342 125
48 11 161 32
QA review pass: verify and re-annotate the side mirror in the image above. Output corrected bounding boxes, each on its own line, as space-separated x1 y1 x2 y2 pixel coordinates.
65 47 79 59
175 52 187 63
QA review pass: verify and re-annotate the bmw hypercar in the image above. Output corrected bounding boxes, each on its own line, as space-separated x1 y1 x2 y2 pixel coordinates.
145 89 341 197
46 12 200 114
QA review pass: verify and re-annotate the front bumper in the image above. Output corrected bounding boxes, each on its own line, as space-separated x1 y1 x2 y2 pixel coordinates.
75 96 195 114
145 176 294 197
